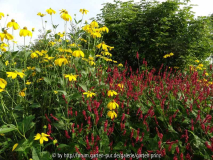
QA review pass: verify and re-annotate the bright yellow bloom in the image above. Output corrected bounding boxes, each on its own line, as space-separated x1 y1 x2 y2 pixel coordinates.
107 90 118 97
195 60 199 63
107 100 119 110
60 11 72 21
46 8 56 15
0 12 4 20
169 52 174 56
31 52 38 59
205 73 209 76
37 12 46 17
107 111 117 119
0 78 7 89
19 91 25 97
118 63 123 67
7 19 20 30
19 27 32 37
54 91 58 94
12 143 18 151
0 88 4 92
90 21 99 28
96 42 109 51
72 50 84 58
64 74 78 81
54 58 68 66
6 71 25 79
117 83 124 90
5 61 9 66
79 9 89 15
83 91 96 98
53 139 58 145
0 30 14 41
100 26 109 33
198 64 203 68
34 133 50 145
26 81 31 85
89 61 96 66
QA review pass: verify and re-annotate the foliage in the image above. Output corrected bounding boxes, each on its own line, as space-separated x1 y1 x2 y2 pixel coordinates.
94 0 213 71
0 6 213 160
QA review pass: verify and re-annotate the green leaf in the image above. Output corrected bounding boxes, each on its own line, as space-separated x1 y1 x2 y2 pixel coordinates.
168 125 178 134
70 93 82 100
43 77 51 85
31 147 40 160
79 83 87 92
11 51 19 59
25 51 31 59
35 68 41 73
0 124 16 134
113 141 124 150
18 115 35 134
57 144 69 149
30 103 41 108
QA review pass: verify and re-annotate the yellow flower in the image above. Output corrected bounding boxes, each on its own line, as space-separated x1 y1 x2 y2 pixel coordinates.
46 8 56 15
12 143 18 151
5 61 9 66
26 81 31 85
0 88 4 92
54 58 68 66
32 28 35 32
100 26 109 33
107 90 118 97
198 64 203 68
117 83 124 90
0 30 14 41
19 91 25 97
90 21 99 28
0 133 5 136
107 100 119 110
0 78 7 89
37 12 46 17
0 12 4 20
53 139 58 145
6 71 25 79
7 19 20 30
32 72 36 76
72 50 84 58
118 63 123 67
54 91 58 94
195 60 199 63
83 91 96 98
107 111 117 119
19 27 32 37
169 52 174 56
64 74 78 82
31 52 38 59
60 11 72 21
89 61 96 66
79 9 89 15
34 133 50 145
96 42 109 51
205 73 209 76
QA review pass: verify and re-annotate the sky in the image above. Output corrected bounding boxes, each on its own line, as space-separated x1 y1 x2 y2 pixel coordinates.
0 0 213 49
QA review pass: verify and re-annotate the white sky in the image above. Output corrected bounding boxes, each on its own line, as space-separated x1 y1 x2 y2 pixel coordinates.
0 0 212 49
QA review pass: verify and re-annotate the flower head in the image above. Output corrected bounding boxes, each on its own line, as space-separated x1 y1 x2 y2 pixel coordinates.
107 90 118 97
46 8 56 15
107 100 119 110
34 133 50 144
60 10 72 21
79 9 89 15
0 30 14 41
6 71 25 79
19 27 32 37
64 74 78 82
107 111 117 119
83 91 96 98
0 78 7 89
72 50 84 58
37 12 46 17
7 19 20 30
12 143 18 151
54 58 68 66
0 12 4 20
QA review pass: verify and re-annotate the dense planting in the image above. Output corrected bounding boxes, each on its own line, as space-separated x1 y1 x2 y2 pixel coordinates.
0 6 213 160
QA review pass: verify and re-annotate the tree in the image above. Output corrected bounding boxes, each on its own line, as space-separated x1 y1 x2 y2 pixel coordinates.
94 0 213 71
